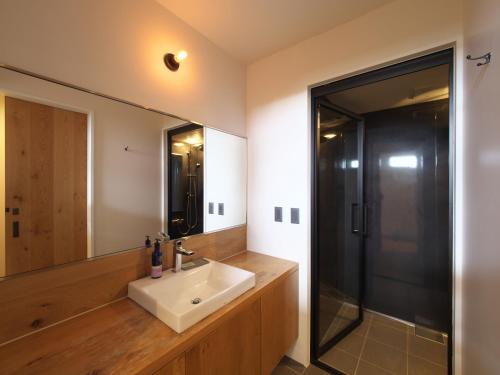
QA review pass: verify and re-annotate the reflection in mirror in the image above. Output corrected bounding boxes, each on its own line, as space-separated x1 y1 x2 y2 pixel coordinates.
3 96 89 276
167 124 204 239
0 66 247 278
204 128 247 233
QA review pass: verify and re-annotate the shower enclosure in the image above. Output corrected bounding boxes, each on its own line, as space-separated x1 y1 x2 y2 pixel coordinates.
167 124 204 239
311 49 453 374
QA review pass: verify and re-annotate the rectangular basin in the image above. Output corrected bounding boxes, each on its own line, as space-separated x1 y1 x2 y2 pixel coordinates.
128 259 256 333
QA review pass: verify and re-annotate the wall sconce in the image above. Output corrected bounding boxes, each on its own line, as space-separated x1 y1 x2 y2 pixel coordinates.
164 50 188 71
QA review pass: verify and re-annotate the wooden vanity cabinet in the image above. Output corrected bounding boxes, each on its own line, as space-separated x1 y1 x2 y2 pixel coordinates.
153 355 185 375
0 250 297 375
162 269 298 375
261 270 299 375
186 300 261 375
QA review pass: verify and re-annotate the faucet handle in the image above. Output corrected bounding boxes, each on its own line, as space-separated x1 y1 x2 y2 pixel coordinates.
175 239 195 256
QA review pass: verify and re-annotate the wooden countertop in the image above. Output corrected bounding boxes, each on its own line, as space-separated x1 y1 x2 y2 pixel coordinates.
0 251 298 375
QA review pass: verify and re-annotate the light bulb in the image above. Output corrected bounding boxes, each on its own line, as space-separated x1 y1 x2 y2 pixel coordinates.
175 50 188 62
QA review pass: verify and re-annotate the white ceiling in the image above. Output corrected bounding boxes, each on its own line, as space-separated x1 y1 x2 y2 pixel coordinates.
155 0 394 63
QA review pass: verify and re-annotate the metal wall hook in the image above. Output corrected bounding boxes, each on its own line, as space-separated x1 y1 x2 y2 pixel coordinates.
466 52 492 66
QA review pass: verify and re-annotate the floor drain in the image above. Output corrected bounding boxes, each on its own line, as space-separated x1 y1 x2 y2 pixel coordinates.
191 297 202 305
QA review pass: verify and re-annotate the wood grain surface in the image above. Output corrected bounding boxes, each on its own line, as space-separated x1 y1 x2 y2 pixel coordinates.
0 251 298 375
4 96 88 275
0 225 246 344
261 269 299 374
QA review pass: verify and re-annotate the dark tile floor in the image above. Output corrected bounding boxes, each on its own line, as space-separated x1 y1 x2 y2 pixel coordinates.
272 311 448 375
321 311 448 375
320 302 359 347
271 356 328 375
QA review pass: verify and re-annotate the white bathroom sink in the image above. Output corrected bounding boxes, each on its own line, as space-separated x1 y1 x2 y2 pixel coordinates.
128 259 256 333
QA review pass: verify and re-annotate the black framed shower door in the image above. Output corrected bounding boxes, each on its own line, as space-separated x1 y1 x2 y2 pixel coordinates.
310 48 454 374
311 101 366 360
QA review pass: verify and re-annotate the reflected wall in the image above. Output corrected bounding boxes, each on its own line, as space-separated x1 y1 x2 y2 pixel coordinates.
0 66 247 278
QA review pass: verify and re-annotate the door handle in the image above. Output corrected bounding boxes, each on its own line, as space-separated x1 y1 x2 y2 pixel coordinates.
12 221 19 238
362 205 368 236
351 203 359 234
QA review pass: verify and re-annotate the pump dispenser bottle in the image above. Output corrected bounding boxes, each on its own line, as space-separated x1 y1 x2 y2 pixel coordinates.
151 239 163 279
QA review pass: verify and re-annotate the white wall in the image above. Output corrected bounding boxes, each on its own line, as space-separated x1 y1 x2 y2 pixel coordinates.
204 128 247 232
246 0 463 366
462 0 500 373
0 68 183 256
92 101 182 255
0 0 246 136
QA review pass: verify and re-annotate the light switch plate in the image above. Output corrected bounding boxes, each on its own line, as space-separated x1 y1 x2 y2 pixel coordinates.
274 207 283 222
291 208 300 224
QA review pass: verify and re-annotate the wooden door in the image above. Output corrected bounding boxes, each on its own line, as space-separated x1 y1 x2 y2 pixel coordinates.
4 96 87 275
186 300 261 375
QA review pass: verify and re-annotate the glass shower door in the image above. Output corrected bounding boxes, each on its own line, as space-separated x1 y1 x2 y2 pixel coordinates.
314 102 365 357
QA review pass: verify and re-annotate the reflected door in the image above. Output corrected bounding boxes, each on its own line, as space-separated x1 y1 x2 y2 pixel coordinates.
4 96 88 276
314 102 365 356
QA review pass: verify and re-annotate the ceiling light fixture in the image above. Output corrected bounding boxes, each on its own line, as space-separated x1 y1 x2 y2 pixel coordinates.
164 50 188 71
184 136 203 145
323 133 336 139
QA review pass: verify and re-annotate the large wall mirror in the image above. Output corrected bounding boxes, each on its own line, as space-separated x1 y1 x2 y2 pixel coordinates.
0 66 247 278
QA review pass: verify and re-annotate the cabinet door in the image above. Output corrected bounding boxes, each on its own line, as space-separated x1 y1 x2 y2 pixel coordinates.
186 300 261 375
153 354 185 375
261 271 299 375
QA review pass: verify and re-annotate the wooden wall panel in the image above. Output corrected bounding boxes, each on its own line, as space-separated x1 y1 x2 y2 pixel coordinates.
261 269 299 375
0 225 246 345
162 225 247 270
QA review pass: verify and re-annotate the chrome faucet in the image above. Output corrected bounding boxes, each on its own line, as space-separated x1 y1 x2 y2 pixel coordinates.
174 239 194 272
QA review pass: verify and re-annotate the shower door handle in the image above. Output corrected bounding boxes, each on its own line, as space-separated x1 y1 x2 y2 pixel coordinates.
362 205 368 236
351 203 360 234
